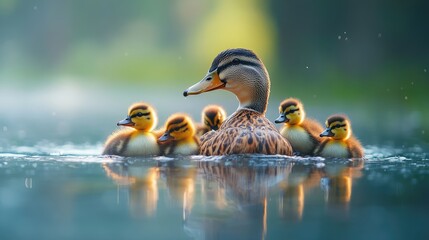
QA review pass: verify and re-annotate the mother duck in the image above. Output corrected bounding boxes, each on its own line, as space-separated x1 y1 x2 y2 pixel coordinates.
183 48 292 156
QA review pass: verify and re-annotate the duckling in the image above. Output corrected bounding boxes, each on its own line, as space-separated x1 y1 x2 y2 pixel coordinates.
158 113 200 155
314 114 364 158
274 98 324 155
102 102 160 156
183 48 292 155
196 105 227 137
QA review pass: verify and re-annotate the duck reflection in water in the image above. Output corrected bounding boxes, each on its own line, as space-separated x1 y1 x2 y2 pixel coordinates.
320 159 364 214
102 161 160 217
183 159 293 240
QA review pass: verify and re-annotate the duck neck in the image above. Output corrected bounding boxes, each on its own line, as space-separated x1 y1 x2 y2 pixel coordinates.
233 74 269 115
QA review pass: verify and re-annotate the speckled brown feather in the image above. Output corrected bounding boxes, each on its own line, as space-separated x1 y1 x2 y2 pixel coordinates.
200 109 292 155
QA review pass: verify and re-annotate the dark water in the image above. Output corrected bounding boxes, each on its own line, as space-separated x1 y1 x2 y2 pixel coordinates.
0 144 428 240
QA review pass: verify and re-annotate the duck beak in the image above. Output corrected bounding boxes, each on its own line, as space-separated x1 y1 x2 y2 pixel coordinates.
320 128 334 137
183 70 225 97
274 114 288 123
158 131 173 142
117 116 134 126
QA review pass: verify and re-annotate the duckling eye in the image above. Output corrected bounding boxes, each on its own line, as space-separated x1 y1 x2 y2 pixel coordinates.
232 58 240 65
285 108 299 115
136 112 144 117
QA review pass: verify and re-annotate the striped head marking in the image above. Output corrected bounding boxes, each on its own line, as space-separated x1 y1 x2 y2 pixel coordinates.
117 102 157 131
184 48 270 113
201 105 226 131
275 98 305 125
159 114 195 142
320 114 351 140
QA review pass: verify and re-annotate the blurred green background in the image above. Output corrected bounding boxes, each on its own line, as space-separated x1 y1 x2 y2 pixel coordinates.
0 0 428 147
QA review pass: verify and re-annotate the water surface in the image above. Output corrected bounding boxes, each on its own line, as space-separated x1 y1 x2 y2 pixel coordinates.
1 144 428 240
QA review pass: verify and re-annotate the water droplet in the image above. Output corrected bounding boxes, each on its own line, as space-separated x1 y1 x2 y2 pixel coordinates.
424 69 427 73
306 66 309 69
345 37 348 41
404 96 408 100
422 130 425 135
338 35 341 40
378 33 382 38
411 81 414 85
25 178 33 189
344 31 347 34
2 126 7 132
32 163 38 168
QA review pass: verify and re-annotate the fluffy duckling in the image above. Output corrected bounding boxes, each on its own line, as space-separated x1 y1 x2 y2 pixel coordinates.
102 102 160 156
196 105 227 137
274 98 324 155
314 114 364 158
158 113 200 155
183 48 292 155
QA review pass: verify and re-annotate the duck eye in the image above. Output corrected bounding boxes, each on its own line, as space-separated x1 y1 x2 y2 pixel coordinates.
232 58 240 65
137 113 144 117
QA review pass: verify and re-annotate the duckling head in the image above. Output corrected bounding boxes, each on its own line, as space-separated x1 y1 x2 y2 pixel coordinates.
184 48 270 114
158 114 196 142
201 105 227 131
117 102 157 131
275 98 305 125
320 114 351 140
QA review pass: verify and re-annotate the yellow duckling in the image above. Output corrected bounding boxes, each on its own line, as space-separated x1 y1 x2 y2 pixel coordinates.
183 48 292 155
158 113 200 155
314 114 364 158
274 98 324 155
196 105 227 137
102 102 160 156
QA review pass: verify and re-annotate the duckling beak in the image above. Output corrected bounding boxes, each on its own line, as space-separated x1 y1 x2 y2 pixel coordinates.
274 114 288 123
183 70 225 97
320 128 334 137
158 131 173 142
117 117 134 127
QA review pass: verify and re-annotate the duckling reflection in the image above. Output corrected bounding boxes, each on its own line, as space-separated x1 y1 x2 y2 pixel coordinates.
182 159 293 240
277 164 324 221
320 159 364 210
102 161 160 217
162 161 197 220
